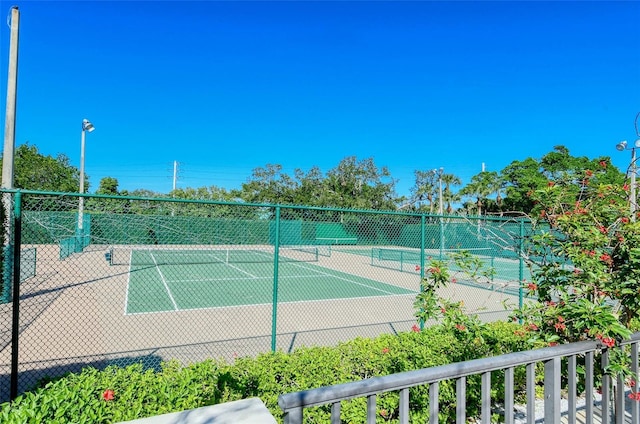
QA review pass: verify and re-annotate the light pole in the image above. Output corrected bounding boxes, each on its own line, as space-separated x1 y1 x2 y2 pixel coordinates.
78 118 95 231
434 167 444 215
616 139 640 221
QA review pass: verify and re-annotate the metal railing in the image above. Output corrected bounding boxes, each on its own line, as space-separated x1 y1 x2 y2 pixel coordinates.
278 333 640 424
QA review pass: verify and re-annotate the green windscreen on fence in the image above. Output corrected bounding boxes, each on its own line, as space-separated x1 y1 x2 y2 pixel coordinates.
314 222 357 245
109 245 323 266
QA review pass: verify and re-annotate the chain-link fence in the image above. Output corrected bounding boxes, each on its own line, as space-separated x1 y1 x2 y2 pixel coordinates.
0 189 533 402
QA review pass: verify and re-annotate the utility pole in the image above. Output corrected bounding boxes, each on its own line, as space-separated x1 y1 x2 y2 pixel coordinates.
2 6 19 190
2 6 20 402
172 161 179 191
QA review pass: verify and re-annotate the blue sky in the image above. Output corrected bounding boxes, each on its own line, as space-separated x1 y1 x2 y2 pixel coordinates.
1 1 639 198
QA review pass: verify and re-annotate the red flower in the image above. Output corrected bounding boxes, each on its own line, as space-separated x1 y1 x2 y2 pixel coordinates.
455 324 466 331
411 324 420 333
573 268 582 275
440 307 447 313
429 267 440 274
622 217 630 224
547 181 555 187
629 379 636 388
381 347 390 354
549 342 558 347
451 277 457 284
554 322 566 331
102 389 115 401
599 160 607 168
527 282 537 291
624 184 630 191
527 323 539 331
600 253 612 263
415 265 420 271
628 392 640 401
598 226 607 234
601 337 615 348
585 170 593 177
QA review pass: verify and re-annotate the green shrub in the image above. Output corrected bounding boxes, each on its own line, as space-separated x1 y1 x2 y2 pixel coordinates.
0 321 530 423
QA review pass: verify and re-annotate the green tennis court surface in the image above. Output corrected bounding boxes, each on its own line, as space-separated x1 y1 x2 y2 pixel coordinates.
123 247 415 314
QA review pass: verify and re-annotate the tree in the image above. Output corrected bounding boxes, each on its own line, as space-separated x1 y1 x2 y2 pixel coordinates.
323 156 397 210
96 177 120 195
410 170 439 213
239 164 298 205
1 143 80 192
513 162 640 385
459 171 496 216
441 173 462 214
499 146 625 215
237 157 398 211
292 166 330 206
501 157 547 214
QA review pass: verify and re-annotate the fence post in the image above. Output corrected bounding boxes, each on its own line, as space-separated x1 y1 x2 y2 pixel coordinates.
439 216 444 260
419 214 425 330
518 219 525 317
1 199 12 303
10 190 21 400
283 407 303 424
602 348 611 424
544 356 561 423
271 206 281 352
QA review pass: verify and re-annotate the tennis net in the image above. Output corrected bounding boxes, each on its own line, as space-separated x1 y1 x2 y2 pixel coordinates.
108 245 326 266
370 247 493 274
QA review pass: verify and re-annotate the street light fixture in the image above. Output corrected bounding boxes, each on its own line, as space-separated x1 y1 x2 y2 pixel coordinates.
78 118 95 230
616 138 640 221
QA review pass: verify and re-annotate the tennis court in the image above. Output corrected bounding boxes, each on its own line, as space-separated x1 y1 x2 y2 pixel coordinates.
115 246 416 315
354 246 533 296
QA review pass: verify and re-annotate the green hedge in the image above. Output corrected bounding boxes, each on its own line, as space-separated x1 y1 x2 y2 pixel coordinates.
0 322 532 423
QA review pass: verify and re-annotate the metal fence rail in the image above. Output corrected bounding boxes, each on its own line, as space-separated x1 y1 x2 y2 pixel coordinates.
0 189 535 402
278 333 640 424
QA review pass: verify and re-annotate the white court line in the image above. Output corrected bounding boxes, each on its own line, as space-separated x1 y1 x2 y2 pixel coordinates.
125 257 411 316
125 292 416 316
151 252 179 311
123 249 133 315
207 253 258 278
168 273 325 284
289 261 403 295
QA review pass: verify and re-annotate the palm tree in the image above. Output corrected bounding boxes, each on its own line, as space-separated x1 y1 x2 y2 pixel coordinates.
441 173 462 214
460 171 495 216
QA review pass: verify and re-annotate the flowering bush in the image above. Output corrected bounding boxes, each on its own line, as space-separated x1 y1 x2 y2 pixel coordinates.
512 162 640 383
414 251 501 355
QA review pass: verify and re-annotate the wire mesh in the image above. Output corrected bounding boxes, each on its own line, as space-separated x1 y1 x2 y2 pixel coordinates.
0 191 534 401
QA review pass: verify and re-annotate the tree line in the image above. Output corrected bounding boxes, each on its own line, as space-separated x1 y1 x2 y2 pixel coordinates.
0 143 626 216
